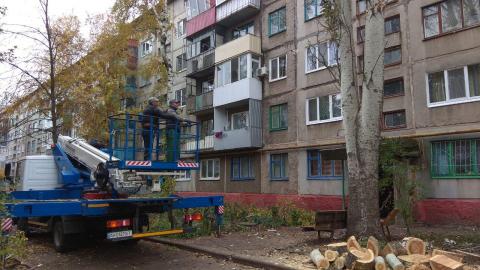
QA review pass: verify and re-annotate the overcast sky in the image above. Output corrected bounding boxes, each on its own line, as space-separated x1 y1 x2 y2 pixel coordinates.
0 0 116 95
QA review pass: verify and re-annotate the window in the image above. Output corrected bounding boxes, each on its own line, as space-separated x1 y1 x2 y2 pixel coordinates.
270 104 288 131
141 39 152 57
423 0 480 38
357 26 365 43
357 0 366 14
385 16 401 34
216 54 250 87
176 19 186 38
384 78 404 97
200 119 214 137
305 41 338 73
269 55 287 81
174 170 191 181
269 7 286 36
306 94 342 125
427 63 480 107
231 156 254 180
230 111 248 130
383 110 406 129
270 153 288 180
233 22 254 39
307 150 343 179
175 89 186 106
384 46 402 66
186 0 210 19
200 159 220 180
176 53 187 71
305 0 324 20
431 139 480 178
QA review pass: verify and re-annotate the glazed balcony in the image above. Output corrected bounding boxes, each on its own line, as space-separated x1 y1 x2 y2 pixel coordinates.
216 0 260 26
214 34 261 64
213 99 262 151
186 7 216 37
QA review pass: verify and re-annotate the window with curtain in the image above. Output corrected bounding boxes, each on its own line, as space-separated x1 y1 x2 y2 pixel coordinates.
269 7 286 36
431 139 480 178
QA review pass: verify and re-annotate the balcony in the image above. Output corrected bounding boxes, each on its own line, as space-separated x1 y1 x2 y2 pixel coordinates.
187 49 215 78
216 0 260 26
187 91 214 114
213 99 262 151
181 135 214 151
215 34 261 64
214 78 261 107
186 7 216 37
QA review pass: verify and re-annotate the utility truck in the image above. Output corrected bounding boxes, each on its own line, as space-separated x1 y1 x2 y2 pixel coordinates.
4 114 224 252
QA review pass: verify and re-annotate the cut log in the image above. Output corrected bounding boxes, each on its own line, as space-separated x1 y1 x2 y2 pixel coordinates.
354 249 375 270
381 243 394 257
375 256 386 270
347 236 362 252
407 264 431 270
431 250 463 263
406 238 426 255
386 242 408 256
334 255 346 270
311 249 330 269
386 253 406 270
328 242 349 254
368 236 380 257
429 255 463 270
326 250 340 262
398 255 430 268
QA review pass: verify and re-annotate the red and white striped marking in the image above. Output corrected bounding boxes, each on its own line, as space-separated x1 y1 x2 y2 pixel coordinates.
126 160 152 166
177 161 199 168
217 205 224 215
1 218 13 232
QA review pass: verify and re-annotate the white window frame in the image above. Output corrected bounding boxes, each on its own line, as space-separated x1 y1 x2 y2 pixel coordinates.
269 55 287 82
305 41 337 74
174 170 191 182
141 39 153 57
200 158 220 180
426 65 480 108
176 19 186 38
175 88 186 107
230 111 249 130
305 94 343 125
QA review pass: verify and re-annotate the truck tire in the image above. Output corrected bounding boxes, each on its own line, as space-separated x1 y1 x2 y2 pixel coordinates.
53 219 74 252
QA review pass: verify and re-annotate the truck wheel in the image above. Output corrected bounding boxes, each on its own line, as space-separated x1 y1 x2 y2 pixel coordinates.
53 220 73 252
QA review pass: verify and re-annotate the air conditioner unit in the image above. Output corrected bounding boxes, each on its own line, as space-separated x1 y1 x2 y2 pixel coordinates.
255 66 268 77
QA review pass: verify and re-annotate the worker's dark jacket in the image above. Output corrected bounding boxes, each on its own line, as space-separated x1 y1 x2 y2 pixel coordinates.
141 105 182 130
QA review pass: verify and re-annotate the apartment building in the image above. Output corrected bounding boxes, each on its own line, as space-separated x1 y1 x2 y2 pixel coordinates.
168 0 480 225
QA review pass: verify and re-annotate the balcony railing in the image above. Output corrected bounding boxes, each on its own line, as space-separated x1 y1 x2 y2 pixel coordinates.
187 90 214 114
187 49 215 77
216 0 260 25
181 135 214 151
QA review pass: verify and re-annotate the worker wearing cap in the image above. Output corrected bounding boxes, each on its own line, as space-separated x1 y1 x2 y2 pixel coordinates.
165 99 191 162
141 97 162 160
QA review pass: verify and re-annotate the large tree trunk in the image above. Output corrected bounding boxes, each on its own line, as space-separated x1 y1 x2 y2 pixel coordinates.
339 0 384 236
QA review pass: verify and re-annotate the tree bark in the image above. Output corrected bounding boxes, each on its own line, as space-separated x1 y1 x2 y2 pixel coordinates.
338 0 384 237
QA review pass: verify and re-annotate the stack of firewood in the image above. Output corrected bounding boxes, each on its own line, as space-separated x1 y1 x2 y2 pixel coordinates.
309 236 465 270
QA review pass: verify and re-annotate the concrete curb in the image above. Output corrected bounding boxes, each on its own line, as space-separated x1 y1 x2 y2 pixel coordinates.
145 237 297 270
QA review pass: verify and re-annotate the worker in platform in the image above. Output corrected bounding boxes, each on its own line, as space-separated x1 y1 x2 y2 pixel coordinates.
141 97 190 161
165 99 190 162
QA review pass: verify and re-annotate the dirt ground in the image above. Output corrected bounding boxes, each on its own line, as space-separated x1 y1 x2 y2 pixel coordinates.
18 233 257 270
13 224 480 270
174 224 480 269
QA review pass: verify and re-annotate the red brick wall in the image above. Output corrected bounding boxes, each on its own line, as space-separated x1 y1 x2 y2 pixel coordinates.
415 199 480 225
178 192 480 225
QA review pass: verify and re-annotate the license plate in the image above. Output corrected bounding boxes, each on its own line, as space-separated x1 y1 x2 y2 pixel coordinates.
107 230 132 240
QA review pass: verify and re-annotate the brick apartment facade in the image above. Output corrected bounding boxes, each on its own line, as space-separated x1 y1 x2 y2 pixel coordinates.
158 0 480 225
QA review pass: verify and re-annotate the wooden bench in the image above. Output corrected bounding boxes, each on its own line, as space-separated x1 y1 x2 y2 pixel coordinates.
304 210 347 240
380 208 399 241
